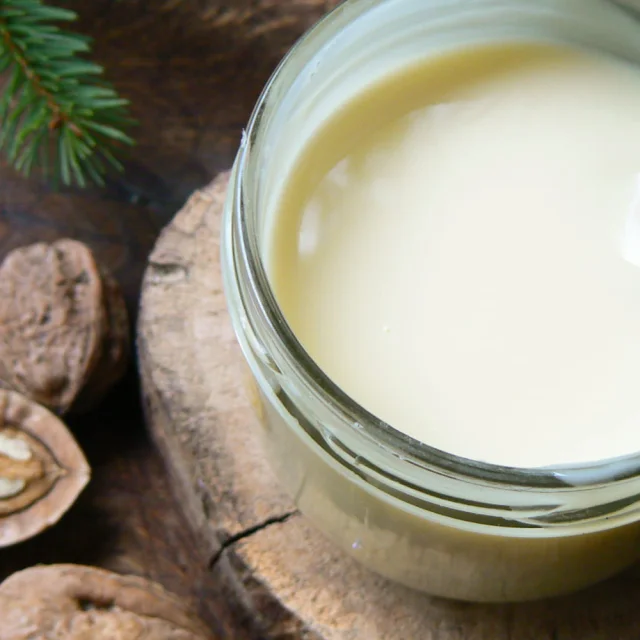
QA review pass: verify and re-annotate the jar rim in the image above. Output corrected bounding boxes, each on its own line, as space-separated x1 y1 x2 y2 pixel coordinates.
225 0 640 530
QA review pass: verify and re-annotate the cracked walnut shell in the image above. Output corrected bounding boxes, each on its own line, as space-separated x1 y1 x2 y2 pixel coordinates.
0 565 217 639
0 239 129 414
0 390 90 547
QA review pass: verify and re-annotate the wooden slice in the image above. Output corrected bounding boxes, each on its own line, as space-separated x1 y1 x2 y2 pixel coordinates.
138 173 640 640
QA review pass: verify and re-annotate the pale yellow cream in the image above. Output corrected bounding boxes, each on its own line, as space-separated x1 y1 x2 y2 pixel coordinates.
267 42 640 468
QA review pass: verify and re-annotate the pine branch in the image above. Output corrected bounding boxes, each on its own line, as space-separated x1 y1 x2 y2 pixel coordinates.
0 1 135 187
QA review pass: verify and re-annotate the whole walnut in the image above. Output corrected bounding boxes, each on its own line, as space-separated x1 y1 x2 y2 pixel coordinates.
0 565 217 639
0 240 129 414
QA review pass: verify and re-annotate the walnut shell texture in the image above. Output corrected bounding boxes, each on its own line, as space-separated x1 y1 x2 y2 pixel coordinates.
0 239 129 415
0 565 217 639
0 391 90 547
71 268 130 413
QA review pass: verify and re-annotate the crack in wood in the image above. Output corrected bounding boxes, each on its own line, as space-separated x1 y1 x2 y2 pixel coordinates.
208 510 300 570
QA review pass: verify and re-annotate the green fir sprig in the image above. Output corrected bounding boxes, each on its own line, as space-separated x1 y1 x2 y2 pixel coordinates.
0 1 134 187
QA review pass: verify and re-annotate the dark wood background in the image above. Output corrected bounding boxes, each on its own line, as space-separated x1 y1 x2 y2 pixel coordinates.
0 1 334 636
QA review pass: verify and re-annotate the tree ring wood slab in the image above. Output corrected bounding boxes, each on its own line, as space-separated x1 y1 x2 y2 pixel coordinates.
138 172 640 640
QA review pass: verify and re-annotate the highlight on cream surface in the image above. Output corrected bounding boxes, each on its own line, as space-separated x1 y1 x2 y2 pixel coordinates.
266 42 640 468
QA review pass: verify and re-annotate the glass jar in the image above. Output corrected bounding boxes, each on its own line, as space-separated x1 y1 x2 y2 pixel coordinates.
221 0 640 602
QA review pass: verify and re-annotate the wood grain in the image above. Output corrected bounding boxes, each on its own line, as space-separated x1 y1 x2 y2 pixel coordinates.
138 172 640 640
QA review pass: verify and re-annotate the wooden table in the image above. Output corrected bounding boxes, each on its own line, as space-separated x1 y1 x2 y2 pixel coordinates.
0 1 331 636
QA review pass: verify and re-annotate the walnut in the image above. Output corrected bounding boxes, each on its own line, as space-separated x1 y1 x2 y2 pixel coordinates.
0 239 130 415
71 268 130 413
0 390 90 547
0 565 217 639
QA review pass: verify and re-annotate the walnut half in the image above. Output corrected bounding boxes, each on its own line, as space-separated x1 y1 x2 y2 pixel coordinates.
0 565 217 639
0 390 90 548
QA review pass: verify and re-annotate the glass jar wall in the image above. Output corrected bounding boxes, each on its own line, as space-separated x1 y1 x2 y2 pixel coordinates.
222 0 640 602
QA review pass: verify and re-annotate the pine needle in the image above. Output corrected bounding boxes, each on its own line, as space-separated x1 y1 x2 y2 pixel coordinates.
0 1 135 187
